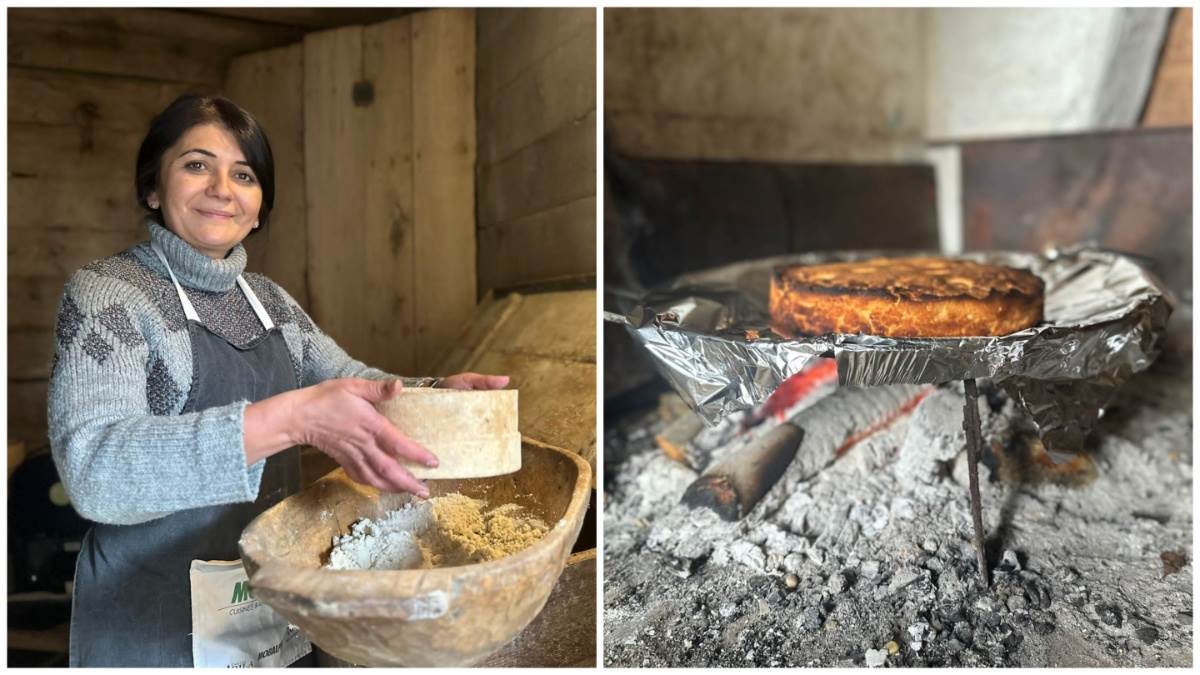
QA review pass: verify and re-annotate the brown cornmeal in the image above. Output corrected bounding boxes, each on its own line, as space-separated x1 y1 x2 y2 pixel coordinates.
423 493 550 566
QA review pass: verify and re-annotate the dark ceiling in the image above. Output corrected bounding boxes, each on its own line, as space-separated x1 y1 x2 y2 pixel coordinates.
188 8 420 31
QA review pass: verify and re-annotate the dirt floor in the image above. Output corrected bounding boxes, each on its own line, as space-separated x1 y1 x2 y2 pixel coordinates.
603 309 1192 668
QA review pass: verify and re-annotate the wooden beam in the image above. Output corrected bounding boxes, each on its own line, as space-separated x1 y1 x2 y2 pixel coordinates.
475 8 595 293
8 227 143 279
9 123 145 181
191 8 412 30
412 9 477 371
9 17 216 86
10 8 304 57
478 110 595 228
477 8 594 104
302 17 423 377
8 176 143 233
225 44 310 309
9 328 56 381
8 66 207 133
8 277 67 330
477 196 596 293
478 12 595 167
360 17 418 376
303 25 372 367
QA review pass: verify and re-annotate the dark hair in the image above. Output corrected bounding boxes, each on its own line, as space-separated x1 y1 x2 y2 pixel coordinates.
135 94 276 232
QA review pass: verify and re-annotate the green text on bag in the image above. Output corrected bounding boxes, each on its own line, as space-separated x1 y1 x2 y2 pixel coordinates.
231 580 254 604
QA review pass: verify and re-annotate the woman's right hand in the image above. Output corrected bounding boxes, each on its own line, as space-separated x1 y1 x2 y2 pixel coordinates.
283 378 437 496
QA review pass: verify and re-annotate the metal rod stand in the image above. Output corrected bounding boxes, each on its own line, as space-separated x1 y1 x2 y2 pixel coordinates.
962 378 990 587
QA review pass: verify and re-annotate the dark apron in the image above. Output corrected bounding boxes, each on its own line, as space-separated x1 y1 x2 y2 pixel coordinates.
69 249 308 667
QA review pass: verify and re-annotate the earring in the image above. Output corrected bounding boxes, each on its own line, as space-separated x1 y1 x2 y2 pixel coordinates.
148 200 159 209
253 221 260 229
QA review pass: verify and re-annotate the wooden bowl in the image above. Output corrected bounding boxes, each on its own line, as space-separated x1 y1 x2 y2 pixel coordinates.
376 388 521 479
237 440 591 667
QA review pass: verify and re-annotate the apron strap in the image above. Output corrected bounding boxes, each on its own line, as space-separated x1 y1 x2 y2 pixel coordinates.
150 242 274 331
150 243 200 323
235 275 276 331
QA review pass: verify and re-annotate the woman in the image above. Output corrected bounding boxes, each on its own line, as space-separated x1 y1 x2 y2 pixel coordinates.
47 94 507 667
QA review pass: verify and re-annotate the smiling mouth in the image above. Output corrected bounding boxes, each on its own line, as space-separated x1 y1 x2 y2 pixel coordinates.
197 209 236 219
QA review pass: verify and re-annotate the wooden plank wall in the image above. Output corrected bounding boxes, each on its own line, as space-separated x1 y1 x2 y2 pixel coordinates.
228 10 476 378
1142 7 1192 128
411 10 478 368
7 8 473 451
303 25 394 373
476 9 596 294
225 45 309 309
6 9 304 449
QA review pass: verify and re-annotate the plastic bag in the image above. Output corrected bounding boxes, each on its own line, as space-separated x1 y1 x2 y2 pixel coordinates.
189 559 311 667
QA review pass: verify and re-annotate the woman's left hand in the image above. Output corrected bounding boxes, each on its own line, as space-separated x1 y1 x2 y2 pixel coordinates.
437 372 510 390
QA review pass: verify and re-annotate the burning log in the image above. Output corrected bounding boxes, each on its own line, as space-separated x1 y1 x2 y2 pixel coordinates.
664 355 969 553
675 359 839 518
682 423 804 521
657 359 838 472
655 411 707 469
683 380 936 522
742 358 840 430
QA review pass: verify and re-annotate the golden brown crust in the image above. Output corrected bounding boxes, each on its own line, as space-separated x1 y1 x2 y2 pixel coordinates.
769 257 1044 338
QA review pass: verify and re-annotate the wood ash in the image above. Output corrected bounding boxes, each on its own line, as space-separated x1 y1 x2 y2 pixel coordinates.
604 308 1192 667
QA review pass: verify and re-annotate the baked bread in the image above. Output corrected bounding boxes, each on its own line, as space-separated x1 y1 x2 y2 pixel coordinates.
770 257 1044 338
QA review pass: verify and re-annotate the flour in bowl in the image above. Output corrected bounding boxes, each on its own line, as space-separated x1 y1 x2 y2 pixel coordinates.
325 502 432 570
325 493 550 570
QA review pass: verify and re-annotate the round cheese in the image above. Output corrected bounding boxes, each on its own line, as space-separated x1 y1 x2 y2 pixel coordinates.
375 388 521 479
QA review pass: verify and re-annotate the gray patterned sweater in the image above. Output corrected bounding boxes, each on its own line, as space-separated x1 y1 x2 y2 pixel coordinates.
49 221 403 526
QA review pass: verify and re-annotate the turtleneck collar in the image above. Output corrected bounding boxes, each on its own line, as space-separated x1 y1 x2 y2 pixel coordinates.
142 219 246 293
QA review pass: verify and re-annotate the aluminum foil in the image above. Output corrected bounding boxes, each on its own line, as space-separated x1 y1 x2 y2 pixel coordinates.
607 247 1173 458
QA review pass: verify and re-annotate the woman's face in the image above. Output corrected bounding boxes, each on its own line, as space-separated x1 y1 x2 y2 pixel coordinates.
149 123 262 259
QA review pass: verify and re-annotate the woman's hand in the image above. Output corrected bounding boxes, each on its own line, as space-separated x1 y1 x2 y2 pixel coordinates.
437 372 510 390
246 378 436 496
295 378 438 495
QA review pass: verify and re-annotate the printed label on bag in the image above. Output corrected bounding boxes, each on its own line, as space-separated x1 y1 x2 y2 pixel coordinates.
190 560 312 668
